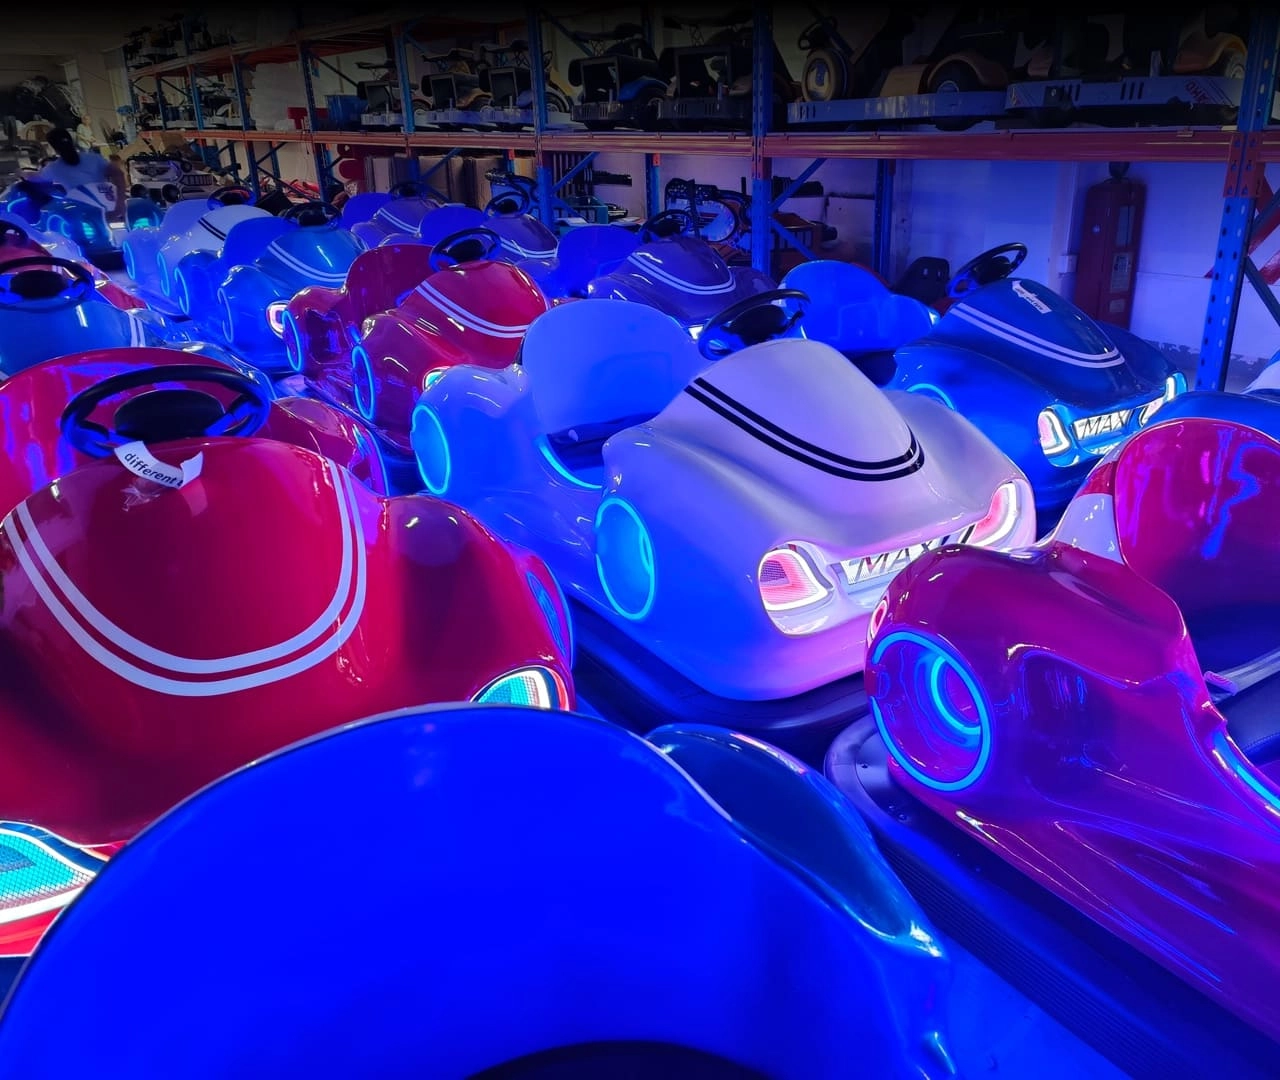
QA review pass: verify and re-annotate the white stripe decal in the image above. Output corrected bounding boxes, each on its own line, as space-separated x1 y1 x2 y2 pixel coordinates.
414 280 531 338
378 210 416 233
8 466 368 696
127 314 146 347
265 242 349 284
951 305 1124 368
498 236 556 260
626 252 736 296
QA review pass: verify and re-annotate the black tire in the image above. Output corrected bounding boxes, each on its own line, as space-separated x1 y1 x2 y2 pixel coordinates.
927 60 982 133
802 47 849 102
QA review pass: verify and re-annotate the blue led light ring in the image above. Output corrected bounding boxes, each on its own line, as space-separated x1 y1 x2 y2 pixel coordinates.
350 345 377 422
594 496 656 622
283 310 305 373
906 383 956 410
869 628 992 793
535 435 602 491
410 402 452 496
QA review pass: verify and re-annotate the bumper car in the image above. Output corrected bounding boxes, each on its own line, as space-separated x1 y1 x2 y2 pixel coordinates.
827 414 1280 1076
785 244 1185 524
286 228 550 466
172 201 367 375
0 254 213 376
0 349 572 957
587 209 775 331
412 293 1034 760
343 181 443 247
0 177 161 272
0 215 143 311
535 221 639 299
0 706 956 1078
121 185 269 311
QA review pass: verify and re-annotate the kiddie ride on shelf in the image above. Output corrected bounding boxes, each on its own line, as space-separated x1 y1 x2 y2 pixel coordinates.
827 412 1280 1078
0 707 957 1078
411 292 1035 761
282 229 551 485
172 200 367 376
785 242 1183 524
0 346 572 961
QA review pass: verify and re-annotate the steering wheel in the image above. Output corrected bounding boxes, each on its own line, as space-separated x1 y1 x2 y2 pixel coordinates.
284 200 341 227
0 254 95 304
60 364 274 459
697 289 810 361
0 219 30 246
389 180 427 199
484 187 531 217
640 208 694 243
947 242 1028 299
207 185 254 209
428 227 501 271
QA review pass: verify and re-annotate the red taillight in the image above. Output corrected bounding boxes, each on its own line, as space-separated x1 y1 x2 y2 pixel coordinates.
758 545 831 612
867 596 889 650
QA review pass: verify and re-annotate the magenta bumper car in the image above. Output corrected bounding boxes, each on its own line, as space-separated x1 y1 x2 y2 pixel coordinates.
826 414 1280 1077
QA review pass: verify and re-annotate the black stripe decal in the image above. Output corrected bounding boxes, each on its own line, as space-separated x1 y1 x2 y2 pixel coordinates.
684 386 925 482
691 377 920 471
199 218 227 241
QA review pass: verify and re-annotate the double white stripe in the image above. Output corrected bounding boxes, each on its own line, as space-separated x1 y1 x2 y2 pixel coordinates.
377 209 417 234
265 241 350 285
626 252 735 296
950 302 1124 368
5 463 367 697
498 235 556 260
414 279 531 339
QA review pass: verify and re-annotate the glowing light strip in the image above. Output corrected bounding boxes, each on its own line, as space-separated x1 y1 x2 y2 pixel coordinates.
951 304 1124 367
265 242 349 284
626 252 736 296
414 279 531 338
7 467 367 695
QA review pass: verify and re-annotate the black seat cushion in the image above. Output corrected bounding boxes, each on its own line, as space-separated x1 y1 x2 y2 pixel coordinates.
546 413 654 473
9 269 68 300
1220 671 1280 767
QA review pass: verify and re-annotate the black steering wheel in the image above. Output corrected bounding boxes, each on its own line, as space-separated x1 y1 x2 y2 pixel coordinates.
207 185 254 209
389 180 427 199
698 289 810 361
284 200 341 227
60 364 274 459
428 227 501 271
947 241 1028 299
484 187 531 217
640 208 694 243
0 254 95 304
0 219 30 246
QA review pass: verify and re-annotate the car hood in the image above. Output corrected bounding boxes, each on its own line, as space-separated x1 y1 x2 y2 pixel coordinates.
373 197 438 236
488 213 558 261
925 278 1169 406
647 338 999 549
262 228 365 288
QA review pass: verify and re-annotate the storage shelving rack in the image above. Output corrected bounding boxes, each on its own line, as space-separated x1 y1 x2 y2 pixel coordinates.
123 4 1280 388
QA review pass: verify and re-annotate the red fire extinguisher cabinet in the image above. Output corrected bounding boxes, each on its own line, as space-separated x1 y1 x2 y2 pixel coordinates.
1075 177 1145 330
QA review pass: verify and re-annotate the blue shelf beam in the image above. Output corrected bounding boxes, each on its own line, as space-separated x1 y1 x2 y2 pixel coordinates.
749 1 773 274
1198 8 1280 391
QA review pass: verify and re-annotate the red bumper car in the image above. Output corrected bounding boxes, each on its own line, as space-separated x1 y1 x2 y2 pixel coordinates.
0 347 575 955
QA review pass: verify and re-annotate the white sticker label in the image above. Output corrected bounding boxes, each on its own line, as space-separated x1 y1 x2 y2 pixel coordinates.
113 441 204 490
1012 280 1052 314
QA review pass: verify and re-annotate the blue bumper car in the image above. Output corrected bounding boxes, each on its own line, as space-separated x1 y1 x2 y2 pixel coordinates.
0 254 229 375
587 209 775 331
172 201 367 375
785 243 1184 523
344 182 443 247
0 177 161 271
0 704 958 1078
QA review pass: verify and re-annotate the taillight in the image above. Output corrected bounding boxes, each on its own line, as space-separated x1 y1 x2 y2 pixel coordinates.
472 666 565 709
868 596 889 650
422 366 449 391
758 544 831 613
970 480 1023 548
1037 407 1071 456
1138 373 1186 425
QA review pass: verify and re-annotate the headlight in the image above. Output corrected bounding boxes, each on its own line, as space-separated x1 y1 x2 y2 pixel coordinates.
266 301 288 336
472 666 566 709
1037 406 1071 456
969 480 1024 549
